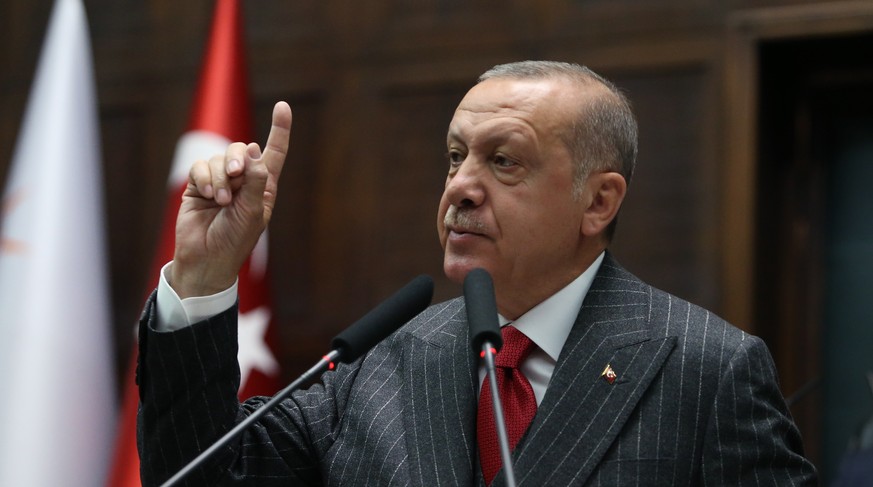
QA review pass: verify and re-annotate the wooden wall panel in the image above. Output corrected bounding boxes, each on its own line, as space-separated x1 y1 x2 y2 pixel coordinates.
256 94 325 374
99 105 153 379
368 85 467 305
609 67 721 313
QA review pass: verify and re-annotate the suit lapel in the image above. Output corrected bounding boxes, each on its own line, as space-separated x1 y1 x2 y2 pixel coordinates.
399 299 479 486
507 254 677 486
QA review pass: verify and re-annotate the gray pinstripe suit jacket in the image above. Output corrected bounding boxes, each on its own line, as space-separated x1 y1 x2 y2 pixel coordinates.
137 253 817 486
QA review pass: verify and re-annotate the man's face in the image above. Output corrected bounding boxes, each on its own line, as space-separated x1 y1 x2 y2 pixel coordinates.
437 77 590 317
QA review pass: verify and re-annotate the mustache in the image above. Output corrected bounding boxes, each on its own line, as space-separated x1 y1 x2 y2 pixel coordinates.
444 206 486 232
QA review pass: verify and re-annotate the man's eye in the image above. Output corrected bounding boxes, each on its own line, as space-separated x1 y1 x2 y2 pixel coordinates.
494 155 515 167
446 150 465 166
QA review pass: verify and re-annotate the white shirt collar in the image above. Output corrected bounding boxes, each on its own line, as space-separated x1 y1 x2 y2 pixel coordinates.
498 252 605 362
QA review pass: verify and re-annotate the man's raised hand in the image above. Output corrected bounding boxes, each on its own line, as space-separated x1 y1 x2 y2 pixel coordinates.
170 101 292 298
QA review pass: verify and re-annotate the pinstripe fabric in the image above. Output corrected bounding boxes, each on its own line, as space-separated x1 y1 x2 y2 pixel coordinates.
137 253 817 486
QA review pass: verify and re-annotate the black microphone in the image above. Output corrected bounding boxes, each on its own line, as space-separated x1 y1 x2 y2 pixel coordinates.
333 274 434 362
464 268 516 487
161 274 434 487
465 268 502 353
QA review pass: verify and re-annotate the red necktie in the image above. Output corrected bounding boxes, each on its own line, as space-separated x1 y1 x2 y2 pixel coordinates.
477 326 538 485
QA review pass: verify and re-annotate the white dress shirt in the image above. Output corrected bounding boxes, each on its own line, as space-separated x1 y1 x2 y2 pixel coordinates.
478 252 604 405
155 261 238 331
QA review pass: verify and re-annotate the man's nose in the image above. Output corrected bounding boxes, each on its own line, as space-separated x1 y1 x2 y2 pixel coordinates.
444 160 486 208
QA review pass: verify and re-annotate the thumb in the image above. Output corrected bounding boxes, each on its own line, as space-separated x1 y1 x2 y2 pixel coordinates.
237 142 268 210
246 142 262 163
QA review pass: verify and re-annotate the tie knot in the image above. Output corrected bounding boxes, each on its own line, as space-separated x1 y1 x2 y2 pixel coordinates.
495 326 535 369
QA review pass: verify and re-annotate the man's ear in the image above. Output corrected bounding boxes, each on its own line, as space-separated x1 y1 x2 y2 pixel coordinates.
580 172 627 238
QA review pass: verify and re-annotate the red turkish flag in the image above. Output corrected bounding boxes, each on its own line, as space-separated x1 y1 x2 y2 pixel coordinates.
107 1 281 485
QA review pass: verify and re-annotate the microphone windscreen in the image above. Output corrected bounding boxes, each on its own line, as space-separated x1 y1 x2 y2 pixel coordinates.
464 268 502 353
331 274 434 363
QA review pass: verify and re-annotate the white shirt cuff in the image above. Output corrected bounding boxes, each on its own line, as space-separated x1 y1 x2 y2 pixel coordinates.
155 261 238 331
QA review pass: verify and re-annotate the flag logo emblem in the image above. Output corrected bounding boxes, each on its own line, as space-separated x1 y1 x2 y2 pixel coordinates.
601 364 617 384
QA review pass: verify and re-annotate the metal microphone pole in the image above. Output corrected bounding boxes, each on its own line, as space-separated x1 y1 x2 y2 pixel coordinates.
161 350 341 487
465 268 516 487
480 340 517 487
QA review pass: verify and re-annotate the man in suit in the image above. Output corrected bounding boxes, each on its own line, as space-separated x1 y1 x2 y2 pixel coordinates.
137 61 817 485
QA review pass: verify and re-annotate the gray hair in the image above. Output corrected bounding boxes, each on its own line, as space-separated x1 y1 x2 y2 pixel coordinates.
478 61 638 239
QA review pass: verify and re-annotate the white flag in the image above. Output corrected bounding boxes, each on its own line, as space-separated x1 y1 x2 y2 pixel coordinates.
0 0 115 485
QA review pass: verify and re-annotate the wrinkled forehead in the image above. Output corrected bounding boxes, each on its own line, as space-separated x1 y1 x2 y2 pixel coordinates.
447 77 582 142
456 78 569 118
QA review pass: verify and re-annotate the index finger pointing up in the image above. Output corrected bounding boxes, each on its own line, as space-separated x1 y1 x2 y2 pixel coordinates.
261 101 293 177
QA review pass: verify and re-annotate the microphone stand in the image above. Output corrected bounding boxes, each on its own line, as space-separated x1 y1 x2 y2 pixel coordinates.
465 268 516 487
161 350 341 487
480 340 517 487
